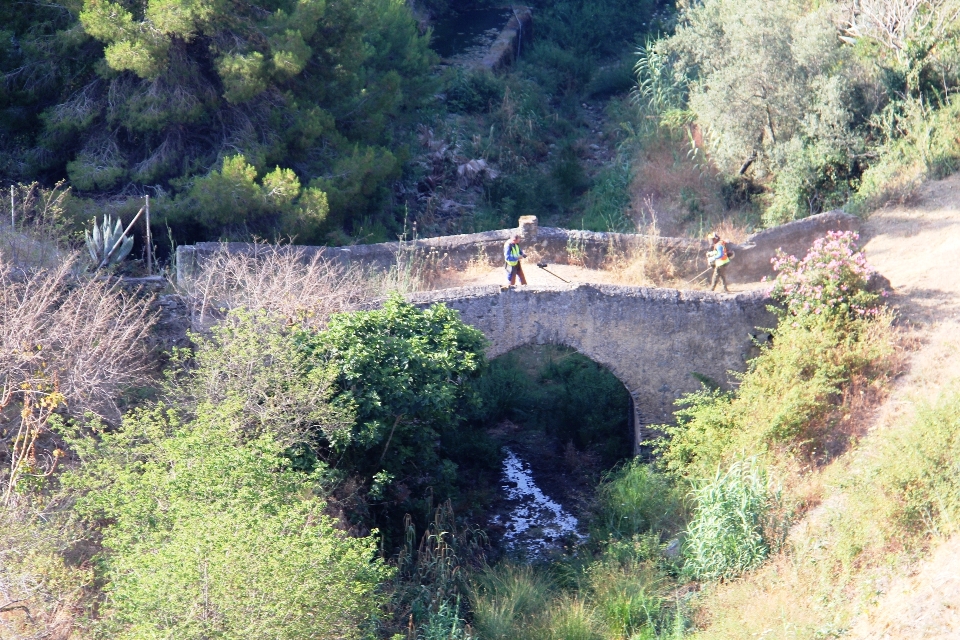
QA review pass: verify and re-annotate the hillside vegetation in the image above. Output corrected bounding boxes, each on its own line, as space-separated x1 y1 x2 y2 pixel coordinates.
4 0 960 249
3 0 960 639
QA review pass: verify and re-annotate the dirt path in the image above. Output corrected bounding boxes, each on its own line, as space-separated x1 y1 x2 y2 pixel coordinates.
842 174 960 639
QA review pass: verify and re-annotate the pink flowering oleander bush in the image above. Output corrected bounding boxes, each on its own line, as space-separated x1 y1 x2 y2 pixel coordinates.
770 231 882 323
657 230 897 480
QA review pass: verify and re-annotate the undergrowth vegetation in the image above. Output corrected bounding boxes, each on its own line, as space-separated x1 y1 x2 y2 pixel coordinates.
2 0 951 635
0 217 910 639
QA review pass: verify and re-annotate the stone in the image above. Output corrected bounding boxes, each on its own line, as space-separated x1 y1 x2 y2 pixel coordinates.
408 283 775 454
519 215 538 240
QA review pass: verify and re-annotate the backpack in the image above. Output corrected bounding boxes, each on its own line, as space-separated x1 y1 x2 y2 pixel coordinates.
710 241 734 265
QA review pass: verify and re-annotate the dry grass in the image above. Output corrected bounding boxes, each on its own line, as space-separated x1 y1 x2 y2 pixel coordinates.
601 219 685 287
629 135 730 238
422 247 497 290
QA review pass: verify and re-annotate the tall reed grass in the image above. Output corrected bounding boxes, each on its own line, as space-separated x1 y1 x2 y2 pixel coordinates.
684 458 776 581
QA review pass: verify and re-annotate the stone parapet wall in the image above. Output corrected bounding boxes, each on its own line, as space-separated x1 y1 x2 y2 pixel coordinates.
176 210 860 287
478 6 533 70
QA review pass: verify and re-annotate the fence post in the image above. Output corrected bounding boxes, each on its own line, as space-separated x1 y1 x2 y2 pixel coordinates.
145 194 152 274
9 185 14 230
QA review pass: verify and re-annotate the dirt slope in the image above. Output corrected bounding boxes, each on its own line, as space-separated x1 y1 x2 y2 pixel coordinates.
843 174 960 639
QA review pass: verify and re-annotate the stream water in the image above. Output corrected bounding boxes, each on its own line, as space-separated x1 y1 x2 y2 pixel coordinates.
492 448 586 557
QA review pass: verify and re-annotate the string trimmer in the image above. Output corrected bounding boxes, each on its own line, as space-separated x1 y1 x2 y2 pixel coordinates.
686 266 713 285
536 262 570 283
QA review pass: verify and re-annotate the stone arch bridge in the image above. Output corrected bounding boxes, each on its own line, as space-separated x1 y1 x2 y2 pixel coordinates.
409 283 775 453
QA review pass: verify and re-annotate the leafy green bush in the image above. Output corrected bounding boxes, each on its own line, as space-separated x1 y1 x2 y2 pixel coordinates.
172 307 348 449
533 0 659 59
661 0 850 177
306 296 487 517
851 95 960 211
593 460 686 542
168 154 331 242
765 139 862 226
580 158 633 232
657 233 894 479
60 409 390 640
446 69 505 114
0 502 94 638
684 458 777 581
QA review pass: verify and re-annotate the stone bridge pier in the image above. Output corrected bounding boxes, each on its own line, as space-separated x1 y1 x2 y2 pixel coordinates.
410 283 776 454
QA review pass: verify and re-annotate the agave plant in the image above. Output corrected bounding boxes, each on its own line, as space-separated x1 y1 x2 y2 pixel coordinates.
86 215 134 268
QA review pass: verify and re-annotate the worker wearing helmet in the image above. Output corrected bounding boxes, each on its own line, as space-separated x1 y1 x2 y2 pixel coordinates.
707 233 732 293
504 233 527 286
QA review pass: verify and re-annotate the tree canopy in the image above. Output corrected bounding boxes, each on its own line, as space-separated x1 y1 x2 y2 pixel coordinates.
0 0 434 241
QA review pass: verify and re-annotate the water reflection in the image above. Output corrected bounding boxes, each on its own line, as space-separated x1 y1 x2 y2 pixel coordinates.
494 448 585 557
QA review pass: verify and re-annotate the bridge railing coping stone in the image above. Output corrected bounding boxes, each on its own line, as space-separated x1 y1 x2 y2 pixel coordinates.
175 210 860 288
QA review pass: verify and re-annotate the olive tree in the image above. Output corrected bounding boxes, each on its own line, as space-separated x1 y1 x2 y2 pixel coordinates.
664 0 849 175
657 0 872 222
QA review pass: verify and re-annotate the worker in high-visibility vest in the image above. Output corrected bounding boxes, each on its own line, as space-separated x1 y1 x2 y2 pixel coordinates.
504 233 527 286
707 232 732 293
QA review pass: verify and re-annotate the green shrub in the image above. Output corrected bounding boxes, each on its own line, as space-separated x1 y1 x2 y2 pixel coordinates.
830 388 960 566
580 158 633 232
523 42 596 95
684 458 777 581
446 69 505 114
0 502 94 638
60 409 390 640
310 296 486 482
765 139 861 226
770 230 882 323
163 154 332 242
593 460 686 542
534 0 659 59
656 233 894 479
171 307 348 449
851 95 960 211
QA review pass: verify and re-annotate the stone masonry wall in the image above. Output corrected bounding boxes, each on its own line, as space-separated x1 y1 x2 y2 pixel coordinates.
175 210 859 287
409 283 775 453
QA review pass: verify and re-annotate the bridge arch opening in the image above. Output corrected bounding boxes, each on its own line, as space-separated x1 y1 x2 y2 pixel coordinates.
471 342 640 556
476 343 635 471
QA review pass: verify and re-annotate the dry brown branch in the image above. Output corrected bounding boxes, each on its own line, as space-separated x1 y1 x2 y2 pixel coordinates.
842 0 960 57
0 256 156 420
0 254 156 500
0 181 71 270
185 243 369 330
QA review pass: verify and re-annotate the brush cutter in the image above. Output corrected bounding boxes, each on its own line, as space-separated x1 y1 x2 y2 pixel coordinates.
536 262 570 283
686 266 713 285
